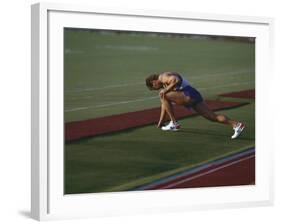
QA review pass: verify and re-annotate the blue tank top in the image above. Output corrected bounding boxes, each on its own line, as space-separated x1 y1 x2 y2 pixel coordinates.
175 74 190 91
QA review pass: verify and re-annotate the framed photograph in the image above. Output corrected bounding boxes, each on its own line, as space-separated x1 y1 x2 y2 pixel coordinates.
31 2 274 221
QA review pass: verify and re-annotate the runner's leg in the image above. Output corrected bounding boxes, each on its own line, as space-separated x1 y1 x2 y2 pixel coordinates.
192 101 238 128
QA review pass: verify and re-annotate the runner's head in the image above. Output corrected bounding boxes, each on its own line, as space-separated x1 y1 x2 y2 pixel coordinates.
145 74 162 90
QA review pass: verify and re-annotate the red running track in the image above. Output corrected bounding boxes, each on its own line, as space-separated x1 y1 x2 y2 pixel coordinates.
146 153 255 190
65 100 248 142
219 89 255 99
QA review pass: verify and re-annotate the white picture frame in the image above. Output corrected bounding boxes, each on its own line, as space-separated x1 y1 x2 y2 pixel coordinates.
31 2 274 221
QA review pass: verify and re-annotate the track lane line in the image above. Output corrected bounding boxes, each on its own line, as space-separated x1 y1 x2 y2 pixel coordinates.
160 154 255 189
64 96 159 112
65 69 254 94
134 148 255 190
65 82 253 112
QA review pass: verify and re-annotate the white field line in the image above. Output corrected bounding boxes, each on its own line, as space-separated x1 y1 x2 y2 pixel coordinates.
65 80 253 112
161 154 255 189
65 96 159 112
69 77 251 101
65 69 254 94
101 45 159 51
65 82 144 93
65 107 90 113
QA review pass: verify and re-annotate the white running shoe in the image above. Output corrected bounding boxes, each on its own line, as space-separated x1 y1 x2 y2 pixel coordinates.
231 122 245 139
161 121 181 131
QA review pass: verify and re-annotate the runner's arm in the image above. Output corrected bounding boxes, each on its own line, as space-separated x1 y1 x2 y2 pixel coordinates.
160 76 179 97
157 103 166 128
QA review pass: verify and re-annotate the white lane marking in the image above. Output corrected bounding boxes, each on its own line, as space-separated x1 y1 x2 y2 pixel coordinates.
66 82 144 93
65 107 89 112
101 45 158 51
65 80 253 112
65 69 254 94
69 80 252 100
65 49 84 54
161 154 255 189
64 96 159 112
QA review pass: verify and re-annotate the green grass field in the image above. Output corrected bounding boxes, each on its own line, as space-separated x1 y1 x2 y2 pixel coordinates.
64 29 255 194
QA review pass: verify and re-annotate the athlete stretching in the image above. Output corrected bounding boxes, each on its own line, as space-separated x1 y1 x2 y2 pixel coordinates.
145 72 245 139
